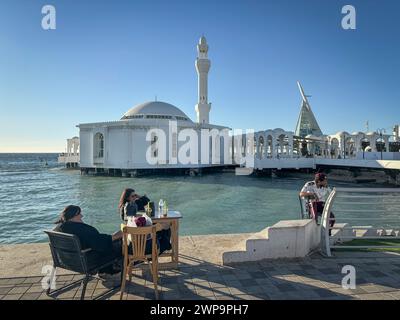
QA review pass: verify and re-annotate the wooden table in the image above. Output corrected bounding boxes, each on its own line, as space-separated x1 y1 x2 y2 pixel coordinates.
152 210 182 268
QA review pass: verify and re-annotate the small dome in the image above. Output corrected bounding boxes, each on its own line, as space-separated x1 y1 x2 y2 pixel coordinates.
335 131 350 136
122 101 192 122
366 131 377 136
352 131 363 135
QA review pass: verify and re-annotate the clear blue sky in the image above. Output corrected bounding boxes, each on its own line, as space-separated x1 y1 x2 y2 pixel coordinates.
1 0 399 152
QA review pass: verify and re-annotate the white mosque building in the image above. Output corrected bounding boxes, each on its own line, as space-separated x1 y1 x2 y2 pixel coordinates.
59 37 400 176
77 36 230 176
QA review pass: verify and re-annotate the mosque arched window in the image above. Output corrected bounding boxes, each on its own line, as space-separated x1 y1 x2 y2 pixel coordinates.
258 136 265 159
94 133 104 158
267 135 273 158
375 137 386 152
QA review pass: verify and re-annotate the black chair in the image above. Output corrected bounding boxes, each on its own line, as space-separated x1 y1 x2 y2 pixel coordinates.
44 230 121 300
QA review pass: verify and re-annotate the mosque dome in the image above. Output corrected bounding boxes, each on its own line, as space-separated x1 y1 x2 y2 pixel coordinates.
121 101 192 122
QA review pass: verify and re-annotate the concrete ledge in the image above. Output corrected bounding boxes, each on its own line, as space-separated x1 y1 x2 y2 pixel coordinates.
223 219 321 264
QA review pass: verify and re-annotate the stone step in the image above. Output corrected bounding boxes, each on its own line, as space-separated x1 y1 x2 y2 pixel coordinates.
223 219 321 264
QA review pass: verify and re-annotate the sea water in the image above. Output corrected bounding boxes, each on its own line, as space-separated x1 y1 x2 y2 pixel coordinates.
0 153 395 244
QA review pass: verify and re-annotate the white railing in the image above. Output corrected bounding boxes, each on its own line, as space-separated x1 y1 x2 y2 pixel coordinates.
321 187 400 256
58 155 79 164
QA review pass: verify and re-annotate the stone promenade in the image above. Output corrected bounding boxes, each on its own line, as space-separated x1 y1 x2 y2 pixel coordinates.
1 234 399 300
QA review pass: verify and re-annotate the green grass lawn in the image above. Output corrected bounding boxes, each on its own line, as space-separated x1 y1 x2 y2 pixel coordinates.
335 238 400 252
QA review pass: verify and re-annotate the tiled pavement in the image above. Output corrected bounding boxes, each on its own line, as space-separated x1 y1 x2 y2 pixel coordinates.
1 252 400 300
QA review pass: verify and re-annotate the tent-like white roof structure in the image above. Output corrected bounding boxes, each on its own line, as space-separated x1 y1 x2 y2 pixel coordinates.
294 82 323 137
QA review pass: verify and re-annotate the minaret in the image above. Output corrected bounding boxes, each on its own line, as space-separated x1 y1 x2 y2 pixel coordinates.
195 36 211 124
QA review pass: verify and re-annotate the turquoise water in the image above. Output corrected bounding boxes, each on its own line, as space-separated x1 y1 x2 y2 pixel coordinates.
0 153 395 244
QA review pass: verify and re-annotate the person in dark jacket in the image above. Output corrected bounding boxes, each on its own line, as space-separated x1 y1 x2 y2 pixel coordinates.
54 205 122 275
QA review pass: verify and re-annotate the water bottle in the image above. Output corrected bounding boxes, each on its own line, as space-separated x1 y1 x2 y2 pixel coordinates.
164 200 168 215
158 199 164 215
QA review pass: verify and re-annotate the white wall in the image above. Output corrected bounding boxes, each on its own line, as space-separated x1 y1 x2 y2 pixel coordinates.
131 129 149 167
107 128 133 168
79 130 93 167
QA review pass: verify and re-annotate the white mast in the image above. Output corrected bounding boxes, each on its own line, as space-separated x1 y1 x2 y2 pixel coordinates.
297 81 311 110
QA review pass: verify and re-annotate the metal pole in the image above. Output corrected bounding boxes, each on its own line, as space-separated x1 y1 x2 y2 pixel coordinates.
343 134 346 159
362 134 365 159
